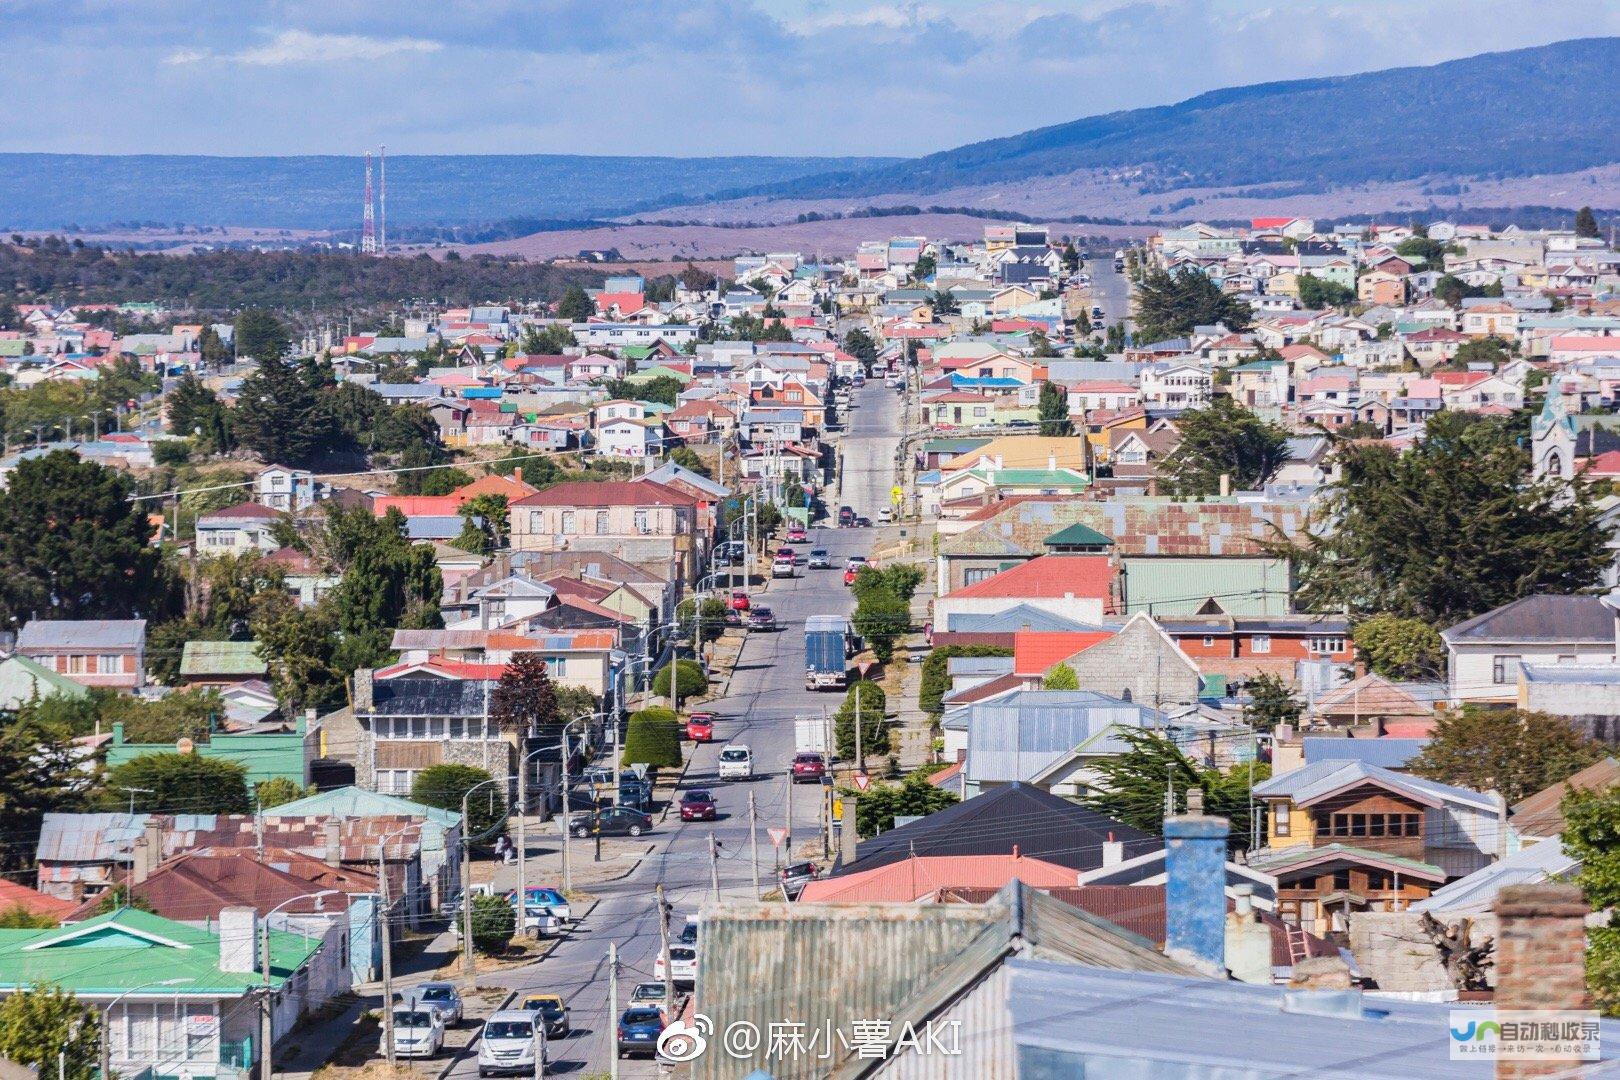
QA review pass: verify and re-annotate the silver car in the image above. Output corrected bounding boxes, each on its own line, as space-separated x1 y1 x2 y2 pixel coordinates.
412 982 464 1027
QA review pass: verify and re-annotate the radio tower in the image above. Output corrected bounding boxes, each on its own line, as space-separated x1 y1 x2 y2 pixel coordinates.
378 145 388 255
361 150 378 254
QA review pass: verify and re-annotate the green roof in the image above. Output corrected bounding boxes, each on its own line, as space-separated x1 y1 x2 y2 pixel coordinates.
625 365 692 384
179 641 268 678
0 340 25 357
1232 359 1285 372
0 654 89 704
1043 523 1114 549
969 467 1090 489
1247 842 1444 881
0 908 320 998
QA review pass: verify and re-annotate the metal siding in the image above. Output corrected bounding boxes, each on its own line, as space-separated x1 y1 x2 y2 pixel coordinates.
869 965 1015 1080
1121 557 1288 616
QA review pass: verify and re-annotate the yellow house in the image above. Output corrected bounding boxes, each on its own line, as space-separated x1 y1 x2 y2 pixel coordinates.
940 435 1090 475
1269 270 1304 298
1083 409 1147 465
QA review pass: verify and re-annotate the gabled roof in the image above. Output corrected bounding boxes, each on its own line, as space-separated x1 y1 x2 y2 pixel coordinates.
511 479 698 508
947 555 1114 601
1012 630 1113 676
833 781 1157 877
1442 594 1614 645
1510 756 1620 838
1253 759 1499 814
1246 841 1447 883
17 619 145 650
942 604 1103 634
179 640 268 678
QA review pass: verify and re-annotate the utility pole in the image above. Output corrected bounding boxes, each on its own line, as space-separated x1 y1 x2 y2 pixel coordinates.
783 770 793 867
854 681 863 772
379 844 395 1071
560 729 574 894
461 815 475 982
748 792 762 899
516 745 528 923
708 833 721 903
608 941 620 1080
260 918 273 1080
656 884 674 1006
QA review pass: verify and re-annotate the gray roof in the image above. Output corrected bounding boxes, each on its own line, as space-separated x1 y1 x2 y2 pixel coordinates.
17 619 146 650
1301 737 1427 769
1003 957 1603 1077
944 604 1105 634
1408 838 1578 916
1044 360 1143 384
1442 594 1614 644
372 383 444 400
966 691 1168 784
1254 759 1499 813
946 656 1017 678
402 515 466 540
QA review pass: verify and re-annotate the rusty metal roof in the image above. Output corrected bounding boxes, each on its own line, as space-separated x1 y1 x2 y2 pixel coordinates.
941 498 1307 559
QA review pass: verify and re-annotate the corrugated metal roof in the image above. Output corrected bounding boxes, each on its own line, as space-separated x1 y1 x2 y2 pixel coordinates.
966 692 1167 783
17 619 146 650
942 499 1307 559
179 640 268 677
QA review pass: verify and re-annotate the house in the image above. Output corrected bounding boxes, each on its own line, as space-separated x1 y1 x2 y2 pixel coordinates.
178 640 270 689
1509 756 1620 842
104 713 315 790
1357 270 1407 305
1161 613 1355 684
0 909 323 1080
1139 362 1212 408
254 465 319 512
956 690 1180 796
0 653 89 712
932 554 1116 628
16 619 146 691
1441 594 1617 704
195 501 282 554
1251 759 1506 933
508 479 702 585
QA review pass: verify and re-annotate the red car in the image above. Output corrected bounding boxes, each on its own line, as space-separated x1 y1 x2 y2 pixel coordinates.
843 567 859 586
729 590 751 612
678 789 718 821
685 713 714 742
787 524 808 543
791 752 827 784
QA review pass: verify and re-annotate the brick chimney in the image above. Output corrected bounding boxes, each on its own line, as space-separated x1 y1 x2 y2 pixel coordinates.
1494 882 1591 1080
1164 813 1229 978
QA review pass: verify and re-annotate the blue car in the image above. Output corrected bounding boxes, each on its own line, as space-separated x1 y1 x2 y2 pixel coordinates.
617 1007 666 1058
519 887 573 924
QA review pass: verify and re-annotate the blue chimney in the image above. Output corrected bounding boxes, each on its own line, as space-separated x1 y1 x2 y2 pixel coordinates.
1164 813 1230 977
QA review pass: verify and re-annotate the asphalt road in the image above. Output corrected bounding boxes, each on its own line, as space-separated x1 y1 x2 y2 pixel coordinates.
1086 255 1132 329
450 382 902 1078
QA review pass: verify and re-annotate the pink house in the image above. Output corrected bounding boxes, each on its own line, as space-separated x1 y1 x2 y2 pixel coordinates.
16 619 146 690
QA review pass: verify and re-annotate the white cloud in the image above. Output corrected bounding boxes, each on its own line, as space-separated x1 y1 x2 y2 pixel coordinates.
167 29 442 68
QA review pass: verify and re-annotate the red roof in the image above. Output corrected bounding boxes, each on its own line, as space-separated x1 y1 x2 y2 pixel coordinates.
949 555 1115 602
1405 328 1468 343
594 292 646 315
376 659 510 680
0 878 74 919
797 852 1077 903
1013 630 1114 677
1583 450 1620 477
1251 217 1295 230
512 480 698 508
373 495 462 517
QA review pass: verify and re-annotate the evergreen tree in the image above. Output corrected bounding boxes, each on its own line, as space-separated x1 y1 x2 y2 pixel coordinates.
1412 708 1606 804
232 355 324 465
1037 381 1072 436
233 309 290 362
101 754 252 815
1576 206 1602 240
1134 267 1252 342
1242 673 1302 732
0 714 83 871
197 325 230 364
0 451 173 625
1352 614 1446 680
1161 398 1289 495
412 764 505 837
556 286 594 322
844 772 958 838
166 373 217 435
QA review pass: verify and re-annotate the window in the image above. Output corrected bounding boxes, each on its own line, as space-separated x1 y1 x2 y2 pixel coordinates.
595 511 610 535
634 510 650 534
528 510 543 533
1274 803 1290 837
97 654 122 674
1252 634 1272 654
450 717 465 739
66 654 89 674
1308 637 1345 655
1331 869 1351 890
1202 636 1215 648
1493 654 1522 684
561 511 576 535
964 568 997 586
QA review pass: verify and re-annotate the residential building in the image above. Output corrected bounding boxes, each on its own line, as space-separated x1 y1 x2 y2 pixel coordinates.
1441 593 1616 704
16 619 146 691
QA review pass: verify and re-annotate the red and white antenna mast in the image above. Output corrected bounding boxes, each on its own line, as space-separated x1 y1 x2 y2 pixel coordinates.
361 150 377 254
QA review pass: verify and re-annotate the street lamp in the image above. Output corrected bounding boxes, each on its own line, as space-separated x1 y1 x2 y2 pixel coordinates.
260 891 339 1080
99 978 194 1080
460 776 507 983
375 823 415 1072
513 740 561 929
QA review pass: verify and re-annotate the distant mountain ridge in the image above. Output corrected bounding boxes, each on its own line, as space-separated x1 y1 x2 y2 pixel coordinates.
758 37 1620 202
0 153 898 231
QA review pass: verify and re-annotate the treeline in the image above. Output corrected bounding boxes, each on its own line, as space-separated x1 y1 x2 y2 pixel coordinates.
0 236 602 312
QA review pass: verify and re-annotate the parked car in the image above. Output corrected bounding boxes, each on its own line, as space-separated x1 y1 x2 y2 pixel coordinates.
747 605 777 631
807 548 831 569
478 1011 547 1077
717 745 754 780
628 982 668 1009
617 1007 667 1058
383 1005 445 1059
838 505 855 527
411 983 463 1027
729 590 751 612
616 778 653 813
856 515 872 528
568 806 653 838
776 546 796 562
518 887 573 924
679 789 718 821
685 712 715 742
517 994 572 1039
780 861 819 900
877 507 892 524
678 917 700 946
790 752 826 784
786 523 808 543
653 945 699 986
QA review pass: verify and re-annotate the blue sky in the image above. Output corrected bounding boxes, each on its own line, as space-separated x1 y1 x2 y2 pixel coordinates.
3 1 1618 157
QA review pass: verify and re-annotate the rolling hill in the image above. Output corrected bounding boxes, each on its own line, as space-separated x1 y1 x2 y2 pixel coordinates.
758 37 1620 204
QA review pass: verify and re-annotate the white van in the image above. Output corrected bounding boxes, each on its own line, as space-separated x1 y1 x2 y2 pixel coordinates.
478 1010 549 1077
718 745 754 780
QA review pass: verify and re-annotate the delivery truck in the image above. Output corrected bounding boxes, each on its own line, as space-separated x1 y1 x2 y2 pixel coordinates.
804 614 851 691
794 715 833 755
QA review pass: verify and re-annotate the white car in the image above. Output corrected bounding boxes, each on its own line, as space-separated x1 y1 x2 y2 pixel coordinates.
653 945 699 986
772 557 795 578
383 1004 445 1059
718 745 753 780
877 507 892 524
478 1010 549 1077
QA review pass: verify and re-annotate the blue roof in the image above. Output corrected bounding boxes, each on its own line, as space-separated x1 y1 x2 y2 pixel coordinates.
461 386 503 399
1301 737 1428 769
951 375 1026 390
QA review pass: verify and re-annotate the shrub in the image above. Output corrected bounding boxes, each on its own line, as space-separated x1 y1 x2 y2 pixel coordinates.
254 777 312 809
101 753 251 815
919 646 1011 715
653 659 707 700
622 708 683 769
469 892 515 953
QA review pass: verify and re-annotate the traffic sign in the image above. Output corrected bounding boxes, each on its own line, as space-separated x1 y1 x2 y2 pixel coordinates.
853 773 871 792
890 486 903 506
767 827 788 847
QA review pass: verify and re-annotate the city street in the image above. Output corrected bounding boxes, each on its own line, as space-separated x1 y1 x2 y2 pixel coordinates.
1087 254 1132 329
447 380 904 1077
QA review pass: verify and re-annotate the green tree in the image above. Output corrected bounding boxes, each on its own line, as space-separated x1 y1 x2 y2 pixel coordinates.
0 451 173 626
0 986 98 1080
102 754 252 815
675 596 728 645
1134 267 1252 342
197 324 230 364
621 707 682 769
1161 397 1289 496
1410 707 1607 803
232 355 324 466
489 652 559 735
327 508 443 670
1561 785 1620 1013
0 714 84 871
0 906 58 929
1576 206 1602 240
251 598 342 714
255 777 312 809
1042 664 1079 690
1352 614 1446 680
667 446 711 478
911 253 937 282
1289 411 1609 622
1081 729 1267 851
919 646 1011 715
1447 336 1513 368
852 585 909 663
452 493 509 555
1242 673 1302 733
520 323 577 354
1394 236 1448 270
468 892 516 953
1296 274 1355 309
835 680 888 761
412 764 506 838
556 286 594 322
845 772 959 838
233 309 289 362
167 372 220 436
653 659 706 700
842 329 877 368
1037 381 1072 436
